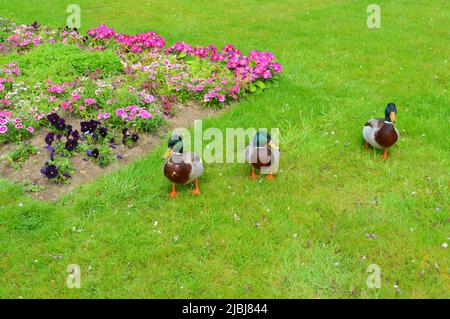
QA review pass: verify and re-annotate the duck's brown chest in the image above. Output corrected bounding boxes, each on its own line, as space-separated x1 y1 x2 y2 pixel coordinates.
375 124 398 148
250 147 273 169
164 159 191 184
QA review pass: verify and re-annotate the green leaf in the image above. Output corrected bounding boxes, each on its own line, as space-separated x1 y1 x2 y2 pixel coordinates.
254 80 266 89
249 84 257 92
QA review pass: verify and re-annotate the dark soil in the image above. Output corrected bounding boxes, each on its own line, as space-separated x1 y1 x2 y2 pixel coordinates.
0 102 220 201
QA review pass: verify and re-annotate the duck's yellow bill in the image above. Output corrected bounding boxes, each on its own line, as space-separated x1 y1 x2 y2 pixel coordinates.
163 148 173 160
390 111 396 122
268 141 279 150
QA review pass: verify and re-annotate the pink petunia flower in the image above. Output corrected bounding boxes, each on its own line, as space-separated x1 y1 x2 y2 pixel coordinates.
84 98 96 106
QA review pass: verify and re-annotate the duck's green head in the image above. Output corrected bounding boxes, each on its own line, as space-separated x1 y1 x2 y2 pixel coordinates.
385 103 397 123
255 131 278 149
163 135 183 159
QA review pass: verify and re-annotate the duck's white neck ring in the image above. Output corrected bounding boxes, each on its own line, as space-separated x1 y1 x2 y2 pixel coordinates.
384 121 394 125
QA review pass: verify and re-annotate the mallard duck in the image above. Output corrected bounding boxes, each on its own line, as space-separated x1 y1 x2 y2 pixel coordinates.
363 103 399 159
245 131 280 180
163 135 203 198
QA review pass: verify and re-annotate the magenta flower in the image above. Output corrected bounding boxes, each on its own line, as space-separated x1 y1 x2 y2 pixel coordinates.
47 85 64 94
0 126 7 134
71 93 80 101
272 62 282 74
60 100 71 109
116 30 165 52
262 70 272 79
87 24 116 40
84 98 96 106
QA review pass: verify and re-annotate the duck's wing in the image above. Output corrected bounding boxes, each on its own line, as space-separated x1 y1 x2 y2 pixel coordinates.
394 125 400 139
271 146 280 164
184 152 204 182
364 118 384 129
245 134 258 163
363 118 384 149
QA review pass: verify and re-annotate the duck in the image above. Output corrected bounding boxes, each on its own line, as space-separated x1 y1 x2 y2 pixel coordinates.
363 102 399 159
163 135 203 198
245 131 280 180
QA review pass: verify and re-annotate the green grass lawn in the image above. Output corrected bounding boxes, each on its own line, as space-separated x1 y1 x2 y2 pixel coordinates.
0 0 448 298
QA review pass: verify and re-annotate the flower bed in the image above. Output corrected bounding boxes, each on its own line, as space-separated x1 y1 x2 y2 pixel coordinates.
0 18 282 185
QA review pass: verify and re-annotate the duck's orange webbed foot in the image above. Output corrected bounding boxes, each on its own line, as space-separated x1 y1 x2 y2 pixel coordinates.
381 149 388 160
365 141 369 150
191 179 201 195
249 167 258 179
168 183 177 198
266 172 274 180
